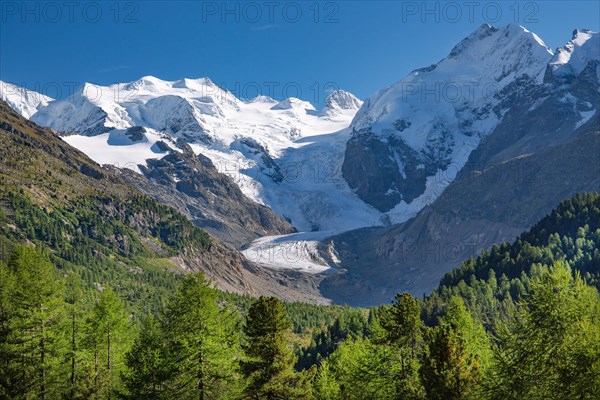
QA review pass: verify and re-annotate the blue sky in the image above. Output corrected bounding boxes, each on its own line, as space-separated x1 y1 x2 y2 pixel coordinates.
1 1 599 106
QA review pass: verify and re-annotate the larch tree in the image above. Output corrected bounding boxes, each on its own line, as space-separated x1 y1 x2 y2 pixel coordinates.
3 245 67 399
241 296 311 399
86 286 130 399
162 273 241 400
420 296 491 400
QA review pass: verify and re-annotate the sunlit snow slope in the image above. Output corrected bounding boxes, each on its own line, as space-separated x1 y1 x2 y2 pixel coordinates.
0 81 53 119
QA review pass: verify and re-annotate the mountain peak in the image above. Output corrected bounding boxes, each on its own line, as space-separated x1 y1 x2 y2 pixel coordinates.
319 90 363 118
548 29 599 79
352 23 554 135
448 23 551 61
247 95 277 104
572 28 595 41
172 77 216 90
323 90 362 111
124 75 169 91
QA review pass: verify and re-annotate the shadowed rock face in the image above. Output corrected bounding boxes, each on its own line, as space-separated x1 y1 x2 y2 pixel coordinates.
125 126 146 142
342 130 431 212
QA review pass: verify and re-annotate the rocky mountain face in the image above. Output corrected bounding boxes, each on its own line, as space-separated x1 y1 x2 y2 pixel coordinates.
109 138 295 247
322 27 600 305
342 24 554 213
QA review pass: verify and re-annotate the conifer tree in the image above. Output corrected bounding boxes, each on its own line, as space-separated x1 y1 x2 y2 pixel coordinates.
241 296 311 399
312 360 340 400
162 273 241 400
120 317 171 400
380 292 425 399
86 287 130 399
3 245 67 399
64 274 86 399
0 258 16 398
421 296 490 400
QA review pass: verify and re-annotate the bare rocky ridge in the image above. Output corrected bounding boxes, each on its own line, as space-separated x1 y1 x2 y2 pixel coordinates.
108 138 295 248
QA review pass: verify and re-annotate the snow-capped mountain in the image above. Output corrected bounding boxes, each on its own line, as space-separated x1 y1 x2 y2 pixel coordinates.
324 26 600 304
31 76 236 141
0 81 53 119
320 90 363 118
1 24 597 279
10 76 370 235
343 23 555 214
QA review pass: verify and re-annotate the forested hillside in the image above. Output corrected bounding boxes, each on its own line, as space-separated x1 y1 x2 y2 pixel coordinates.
423 192 600 326
299 193 600 399
1 193 598 399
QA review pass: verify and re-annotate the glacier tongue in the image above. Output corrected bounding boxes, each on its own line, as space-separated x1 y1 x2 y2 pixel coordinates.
242 231 337 274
